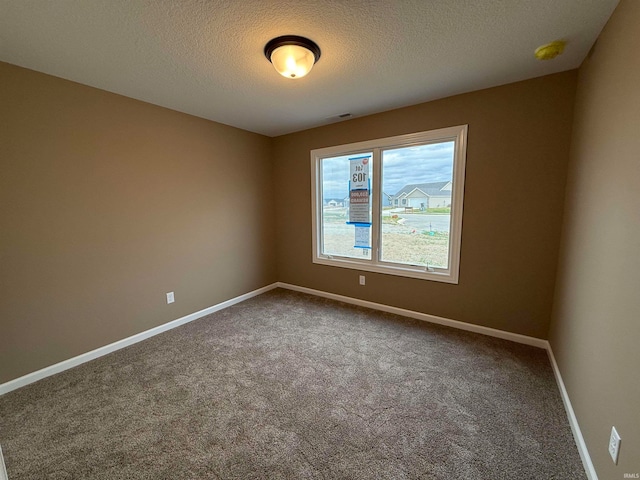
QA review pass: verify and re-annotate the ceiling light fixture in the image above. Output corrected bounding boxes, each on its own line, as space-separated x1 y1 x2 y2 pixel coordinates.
264 35 321 79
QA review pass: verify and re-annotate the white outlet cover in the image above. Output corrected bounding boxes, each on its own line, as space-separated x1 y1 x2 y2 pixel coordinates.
359 275 365 285
609 426 621 464
166 292 175 304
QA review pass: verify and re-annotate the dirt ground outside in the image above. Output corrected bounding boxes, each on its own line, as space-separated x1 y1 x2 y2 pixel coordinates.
322 208 449 268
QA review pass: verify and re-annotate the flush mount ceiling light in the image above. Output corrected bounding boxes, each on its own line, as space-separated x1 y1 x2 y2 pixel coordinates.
264 35 321 79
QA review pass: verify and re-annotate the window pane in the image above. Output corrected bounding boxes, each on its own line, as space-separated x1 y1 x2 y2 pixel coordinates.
312 125 466 283
381 142 454 268
321 154 372 259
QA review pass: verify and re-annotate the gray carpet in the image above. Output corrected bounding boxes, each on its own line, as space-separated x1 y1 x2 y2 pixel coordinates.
0 288 585 479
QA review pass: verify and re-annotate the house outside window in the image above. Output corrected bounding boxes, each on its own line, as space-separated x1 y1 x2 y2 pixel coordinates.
311 125 468 283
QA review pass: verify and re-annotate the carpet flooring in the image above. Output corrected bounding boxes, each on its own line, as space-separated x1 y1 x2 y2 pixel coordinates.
0 288 585 479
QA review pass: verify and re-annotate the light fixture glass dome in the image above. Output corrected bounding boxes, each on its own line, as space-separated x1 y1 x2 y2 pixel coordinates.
270 44 315 79
264 36 321 80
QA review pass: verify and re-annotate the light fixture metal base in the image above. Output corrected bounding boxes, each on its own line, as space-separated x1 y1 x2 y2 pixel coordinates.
264 35 321 63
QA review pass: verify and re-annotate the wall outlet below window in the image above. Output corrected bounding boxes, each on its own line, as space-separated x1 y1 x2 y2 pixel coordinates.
359 275 366 285
166 292 175 304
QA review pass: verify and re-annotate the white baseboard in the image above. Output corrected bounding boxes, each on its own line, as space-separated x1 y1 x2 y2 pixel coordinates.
276 282 548 349
0 445 7 480
277 282 596 479
546 345 598 480
0 283 278 396
0 281 596 480
0 281 544 396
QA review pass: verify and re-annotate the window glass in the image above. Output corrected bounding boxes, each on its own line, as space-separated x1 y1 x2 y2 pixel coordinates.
311 125 467 283
320 154 372 260
381 142 454 269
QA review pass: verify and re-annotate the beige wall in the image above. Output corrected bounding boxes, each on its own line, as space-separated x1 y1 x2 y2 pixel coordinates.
273 72 577 339
0 62 277 384
2 9 637 474
549 0 640 477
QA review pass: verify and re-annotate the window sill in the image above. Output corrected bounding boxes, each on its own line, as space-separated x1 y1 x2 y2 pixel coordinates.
313 255 459 284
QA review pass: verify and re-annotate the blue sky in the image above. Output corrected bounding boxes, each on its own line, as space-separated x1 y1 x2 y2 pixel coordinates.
322 141 454 199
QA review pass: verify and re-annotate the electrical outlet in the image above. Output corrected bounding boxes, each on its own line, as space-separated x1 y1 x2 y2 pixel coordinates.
359 275 366 285
166 292 175 304
609 426 621 464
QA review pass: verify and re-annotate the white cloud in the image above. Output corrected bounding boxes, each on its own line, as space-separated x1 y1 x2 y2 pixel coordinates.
321 142 454 198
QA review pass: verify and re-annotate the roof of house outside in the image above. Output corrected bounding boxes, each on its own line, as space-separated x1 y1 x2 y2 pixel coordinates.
393 181 451 197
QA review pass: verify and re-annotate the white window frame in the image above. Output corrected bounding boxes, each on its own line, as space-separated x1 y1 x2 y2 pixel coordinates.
311 125 468 284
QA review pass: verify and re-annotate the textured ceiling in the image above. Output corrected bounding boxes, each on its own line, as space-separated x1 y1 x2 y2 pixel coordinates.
0 0 618 137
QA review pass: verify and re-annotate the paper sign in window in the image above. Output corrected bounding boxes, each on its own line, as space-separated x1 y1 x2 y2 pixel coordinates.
354 225 371 249
349 189 370 224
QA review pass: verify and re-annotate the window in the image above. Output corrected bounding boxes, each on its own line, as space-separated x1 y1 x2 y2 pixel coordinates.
311 125 467 283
